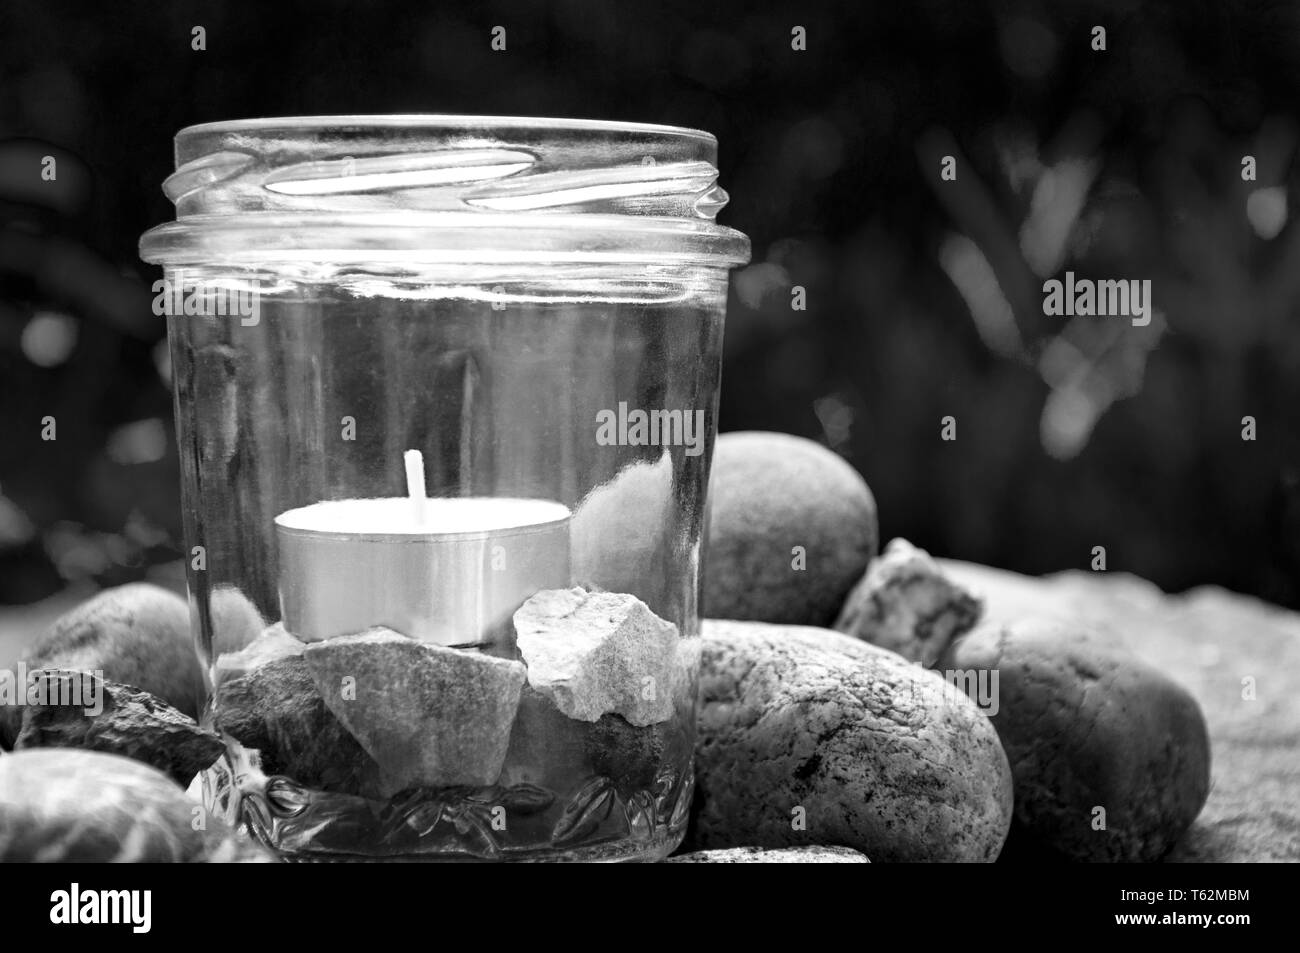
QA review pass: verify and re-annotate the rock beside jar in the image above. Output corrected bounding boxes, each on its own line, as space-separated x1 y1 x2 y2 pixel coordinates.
14 670 223 787
834 538 983 667
691 620 1013 862
704 432 877 627
1 583 204 749
940 618 1211 862
666 845 869 863
0 748 276 862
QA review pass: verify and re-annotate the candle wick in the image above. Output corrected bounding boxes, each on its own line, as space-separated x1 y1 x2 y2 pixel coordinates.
404 449 427 526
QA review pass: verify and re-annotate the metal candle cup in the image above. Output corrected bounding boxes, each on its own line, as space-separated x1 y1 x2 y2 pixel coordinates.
274 497 571 647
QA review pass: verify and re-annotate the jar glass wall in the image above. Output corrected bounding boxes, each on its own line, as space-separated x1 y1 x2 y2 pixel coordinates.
141 116 748 861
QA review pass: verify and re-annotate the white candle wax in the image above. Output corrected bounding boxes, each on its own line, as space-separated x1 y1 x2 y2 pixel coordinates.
275 497 571 646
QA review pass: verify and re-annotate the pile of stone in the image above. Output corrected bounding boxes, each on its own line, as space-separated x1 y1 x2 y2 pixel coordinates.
0 579 689 858
0 429 1220 863
690 431 1212 863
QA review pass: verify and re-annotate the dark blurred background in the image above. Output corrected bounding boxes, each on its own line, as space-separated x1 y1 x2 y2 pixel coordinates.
2 0 1299 618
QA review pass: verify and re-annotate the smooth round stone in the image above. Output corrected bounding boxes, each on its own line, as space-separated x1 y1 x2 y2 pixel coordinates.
704 432 877 626
209 585 267 659
691 620 1013 862
1 584 204 748
0 749 275 861
940 618 1211 862
666 845 869 863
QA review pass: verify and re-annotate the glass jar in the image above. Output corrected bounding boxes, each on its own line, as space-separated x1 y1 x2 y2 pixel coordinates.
139 116 749 861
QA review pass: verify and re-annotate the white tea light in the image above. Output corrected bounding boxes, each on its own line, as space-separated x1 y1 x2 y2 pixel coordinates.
275 455 571 646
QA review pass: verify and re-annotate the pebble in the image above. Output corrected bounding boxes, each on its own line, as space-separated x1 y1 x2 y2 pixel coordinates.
0 749 276 861
940 618 1211 862
1 583 204 748
834 538 983 666
208 586 267 659
690 620 1013 862
704 432 877 626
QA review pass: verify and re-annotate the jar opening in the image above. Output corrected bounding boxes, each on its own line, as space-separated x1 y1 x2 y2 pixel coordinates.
140 115 749 266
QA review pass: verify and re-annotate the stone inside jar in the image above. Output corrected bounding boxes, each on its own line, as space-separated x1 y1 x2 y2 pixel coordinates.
209 586 696 855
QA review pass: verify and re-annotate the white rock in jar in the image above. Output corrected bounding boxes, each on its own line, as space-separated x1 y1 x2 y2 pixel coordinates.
514 587 679 726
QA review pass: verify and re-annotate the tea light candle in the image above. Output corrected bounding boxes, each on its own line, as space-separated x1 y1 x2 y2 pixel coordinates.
275 450 571 646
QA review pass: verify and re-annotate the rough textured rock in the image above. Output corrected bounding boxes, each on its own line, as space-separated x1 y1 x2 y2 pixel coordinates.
514 588 678 726
14 670 223 787
215 655 386 799
0 749 276 861
835 538 983 666
937 561 1299 862
304 628 526 791
214 622 304 684
666 845 869 863
1 584 203 749
704 431 877 626
940 615 1212 862
691 620 1013 861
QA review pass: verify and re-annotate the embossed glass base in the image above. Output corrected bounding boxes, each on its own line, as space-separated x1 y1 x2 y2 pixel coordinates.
202 746 694 862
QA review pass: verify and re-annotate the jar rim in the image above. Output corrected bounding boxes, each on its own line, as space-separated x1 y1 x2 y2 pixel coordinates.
175 114 718 144
141 115 750 267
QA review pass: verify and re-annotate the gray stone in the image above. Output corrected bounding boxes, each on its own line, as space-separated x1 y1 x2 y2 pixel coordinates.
1 584 204 748
835 538 983 667
940 617 1211 862
0 749 276 862
584 713 671 794
304 628 526 791
934 561 1300 863
514 588 679 726
214 622 304 684
666 845 869 863
14 670 223 787
690 620 1013 862
501 687 676 796
704 432 877 626
215 655 387 799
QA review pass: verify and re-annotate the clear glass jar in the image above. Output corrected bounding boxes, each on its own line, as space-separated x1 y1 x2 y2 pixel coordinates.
139 116 749 861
